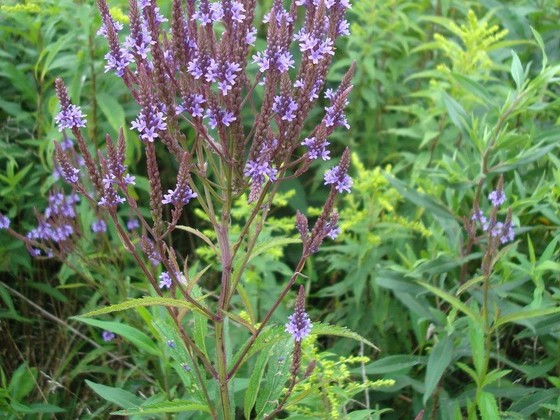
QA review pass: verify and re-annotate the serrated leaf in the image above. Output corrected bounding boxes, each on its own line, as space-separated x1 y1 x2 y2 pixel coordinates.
85 380 143 408
73 296 210 318
152 318 207 404
478 391 500 420
311 322 379 350
111 400 210 415
73 317 160 356
255 339 293 416
244 345 271 419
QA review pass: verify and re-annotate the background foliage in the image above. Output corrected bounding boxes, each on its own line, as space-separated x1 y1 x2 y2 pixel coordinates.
1 0 560 418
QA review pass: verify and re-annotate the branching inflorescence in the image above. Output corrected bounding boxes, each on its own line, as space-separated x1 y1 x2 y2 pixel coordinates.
5 0 355 417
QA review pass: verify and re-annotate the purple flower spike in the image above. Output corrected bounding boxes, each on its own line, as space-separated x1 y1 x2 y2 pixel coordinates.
488 190 506 207
91 219 107 234
131 103 167 142
55 104 87 131
162 186 198 206
0 214 10 229
205 106 236 129
206 59 242 96
324 164 352 193
102 331 116 342
302 137 330 160
273 94 298 122
285 286 312 342
159 272 172 289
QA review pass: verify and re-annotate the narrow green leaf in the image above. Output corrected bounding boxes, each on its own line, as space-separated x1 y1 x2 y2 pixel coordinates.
73 317 160 356
494 306 560 329
73 296 210 318
510 51 524 89
111 400 210 415
311 322 379 350
96 92 125 136
244 346 271 419
85 380 143 408
442 92 470 133
418 281 480 323
423 336 453 405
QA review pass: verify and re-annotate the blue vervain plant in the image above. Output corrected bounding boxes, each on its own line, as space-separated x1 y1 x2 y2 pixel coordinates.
0 0 377 417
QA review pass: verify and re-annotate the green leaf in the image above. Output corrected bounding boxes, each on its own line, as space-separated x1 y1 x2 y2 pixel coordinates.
494 306 560 329
418 281 480 323
385 175 455 221
8 364 37 401
111 400 210 415
255 339 293 416
96 92 126 136
478 391 500 420
85 380 143 408
73 296 210 318
361 355 426 375
530 27 547 68
442 92 470 133
423 336 454 405
152 318 207 404
244 345 271 419
510 51 524 89
311 322 379 350
72 317 160 356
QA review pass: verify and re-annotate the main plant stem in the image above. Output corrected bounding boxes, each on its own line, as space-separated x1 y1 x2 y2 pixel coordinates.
215 165 234 419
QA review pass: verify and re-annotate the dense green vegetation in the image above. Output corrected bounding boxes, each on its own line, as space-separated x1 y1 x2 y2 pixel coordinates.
1 0 560 418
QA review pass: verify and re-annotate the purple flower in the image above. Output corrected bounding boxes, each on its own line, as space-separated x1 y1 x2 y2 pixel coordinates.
91 219 107 234
488 190 506 207
263 8 292 24
192 0 223 25
285 286 312 342
104 47 134 77
324 164 352 193
205 106 236 129
253 48 294 73
302 137 330 160
102 331 116 342
206 59 242 95
159 272 172 289
162 185 198 206
177 94 206 118
296 31 334 64
223 0 246 22
471 210 488 226
127 218 140 231
0 214 10 229
167 339 176 349
55 104 87 131
246 27 257 45
182 363 191 372
489 221 515 244
61 137 74 150
97 19 123 38
131 103 167 142
273 94 298 122
124 20 153 59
